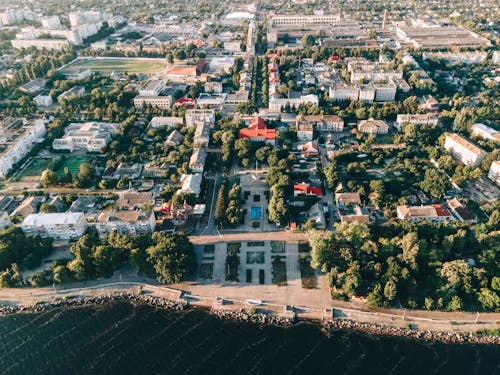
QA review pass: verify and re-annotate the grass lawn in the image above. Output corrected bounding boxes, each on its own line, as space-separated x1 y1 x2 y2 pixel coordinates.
65 58 166 74
55 157 92 177
19 158 52 178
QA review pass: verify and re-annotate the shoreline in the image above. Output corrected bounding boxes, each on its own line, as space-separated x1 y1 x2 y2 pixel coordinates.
0 292 498 346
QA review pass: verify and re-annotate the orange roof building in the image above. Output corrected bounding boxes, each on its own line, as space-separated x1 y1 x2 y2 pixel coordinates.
239 117 276 145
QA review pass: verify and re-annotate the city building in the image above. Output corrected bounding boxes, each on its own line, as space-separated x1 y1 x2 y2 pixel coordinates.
357 119 389 134
177 174 202 197
471 123 500 142
189 148 207 173
165 130 184 146
422 51 487 65
21 212 87 240
58 86 85 101
138 79 165 96
96 210 156 238
298 141 319 158
396 205 454 223
149 117 184 128
117 191 154 210
335 192 361 206
185 109 216 128
296 114 344 132
488 161 500 186
297 122 314 141
52 122 120 152
59 67 92 80
239 117 276 146
33 94 53 107
18 78 46 94
373 82 397 101
133 95 173 110
339 206 370 224
444 133 487 167
395 113 439 131
0 119 47 178
204 81 223 94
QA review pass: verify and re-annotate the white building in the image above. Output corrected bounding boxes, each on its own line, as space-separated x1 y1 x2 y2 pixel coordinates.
0 211 12 231
268 94 319 111
204 81 223 94
149 117 184 128
269 14 341 27
33 94 53 107
138 79 165 96
488 160 500 186
493 51 500 65
357 119 389 134
96 210 156 238
373 82 397 101
59 67 92 80
0 119 47 178
296 114 344 132
329 84 359 101
297 123 314 141
185 109 215 128
396 113 439 131
12 39 70 50
223 41 242 52
133 95 173 110
21 212 87 240
189 148 207 173
422 51 487 65
41 16 62 30
58 86 85 101
52 122 120 152
444 133 487 167
471 123 500 142
397 205 454 223
177 174 202 197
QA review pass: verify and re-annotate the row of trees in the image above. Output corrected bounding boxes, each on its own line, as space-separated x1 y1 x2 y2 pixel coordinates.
41 162 96 189
29 231 194 287
214 178 244 227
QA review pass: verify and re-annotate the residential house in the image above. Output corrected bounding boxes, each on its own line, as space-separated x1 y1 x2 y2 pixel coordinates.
335 192 361 206
444 133 487 167
21 212 87 240
117 191 154 210
396 113 438 131
11 196 44 218
297 122 313 141
293 183 323 198
305 202 326 229
396 205 454 223
189 148 207 173
177 174 202 197
447 198 477 223
340 206 370 223
298 141 319 158
113 163 143 180
33 94 53 107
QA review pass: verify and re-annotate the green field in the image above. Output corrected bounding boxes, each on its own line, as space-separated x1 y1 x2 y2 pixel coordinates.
55 157 92 177
64 58 166 74
19 158 52 178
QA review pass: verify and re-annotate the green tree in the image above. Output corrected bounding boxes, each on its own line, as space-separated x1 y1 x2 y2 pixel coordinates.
420 168 448 198
146 232 194 284
41 169 59 187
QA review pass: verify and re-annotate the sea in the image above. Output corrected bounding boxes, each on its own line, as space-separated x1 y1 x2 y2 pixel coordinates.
0 301 498 375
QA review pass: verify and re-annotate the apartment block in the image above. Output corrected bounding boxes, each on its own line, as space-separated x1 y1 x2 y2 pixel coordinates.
21 212 87 240
444 133 487 167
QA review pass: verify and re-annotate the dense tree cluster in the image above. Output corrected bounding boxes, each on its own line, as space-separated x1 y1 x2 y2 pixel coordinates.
310 219 500 312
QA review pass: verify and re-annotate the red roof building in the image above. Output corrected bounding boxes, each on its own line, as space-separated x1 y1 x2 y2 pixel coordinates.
175 98 196 108
239 117 276 145
293 183 323 197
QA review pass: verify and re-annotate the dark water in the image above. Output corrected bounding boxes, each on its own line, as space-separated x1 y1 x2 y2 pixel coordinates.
0 301 498 375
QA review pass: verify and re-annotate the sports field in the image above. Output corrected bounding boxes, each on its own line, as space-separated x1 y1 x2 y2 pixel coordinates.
64 57 166 74
55 157 92 178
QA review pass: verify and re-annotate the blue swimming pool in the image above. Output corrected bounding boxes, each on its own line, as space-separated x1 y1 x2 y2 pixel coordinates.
250 206 263 220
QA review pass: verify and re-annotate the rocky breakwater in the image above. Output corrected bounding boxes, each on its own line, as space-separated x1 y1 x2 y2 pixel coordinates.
211 306 295 327
0 292 187 316
322 318 500 345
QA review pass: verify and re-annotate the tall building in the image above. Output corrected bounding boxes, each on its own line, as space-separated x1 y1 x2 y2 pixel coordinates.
96 210 156 238
488 161 500 186
444 133 487 167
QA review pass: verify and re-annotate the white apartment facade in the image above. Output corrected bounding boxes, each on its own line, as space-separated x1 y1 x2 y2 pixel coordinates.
488 161 500 186
133 95 173 110
96 210 156 238
52 122 120 152
471 123 500 142
21 212 87 240
149 117 184 128
33 94 53 107
138 80 165 96
0 119 47 178
396 113 439 131
444 133 487 167
357 119 389 134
